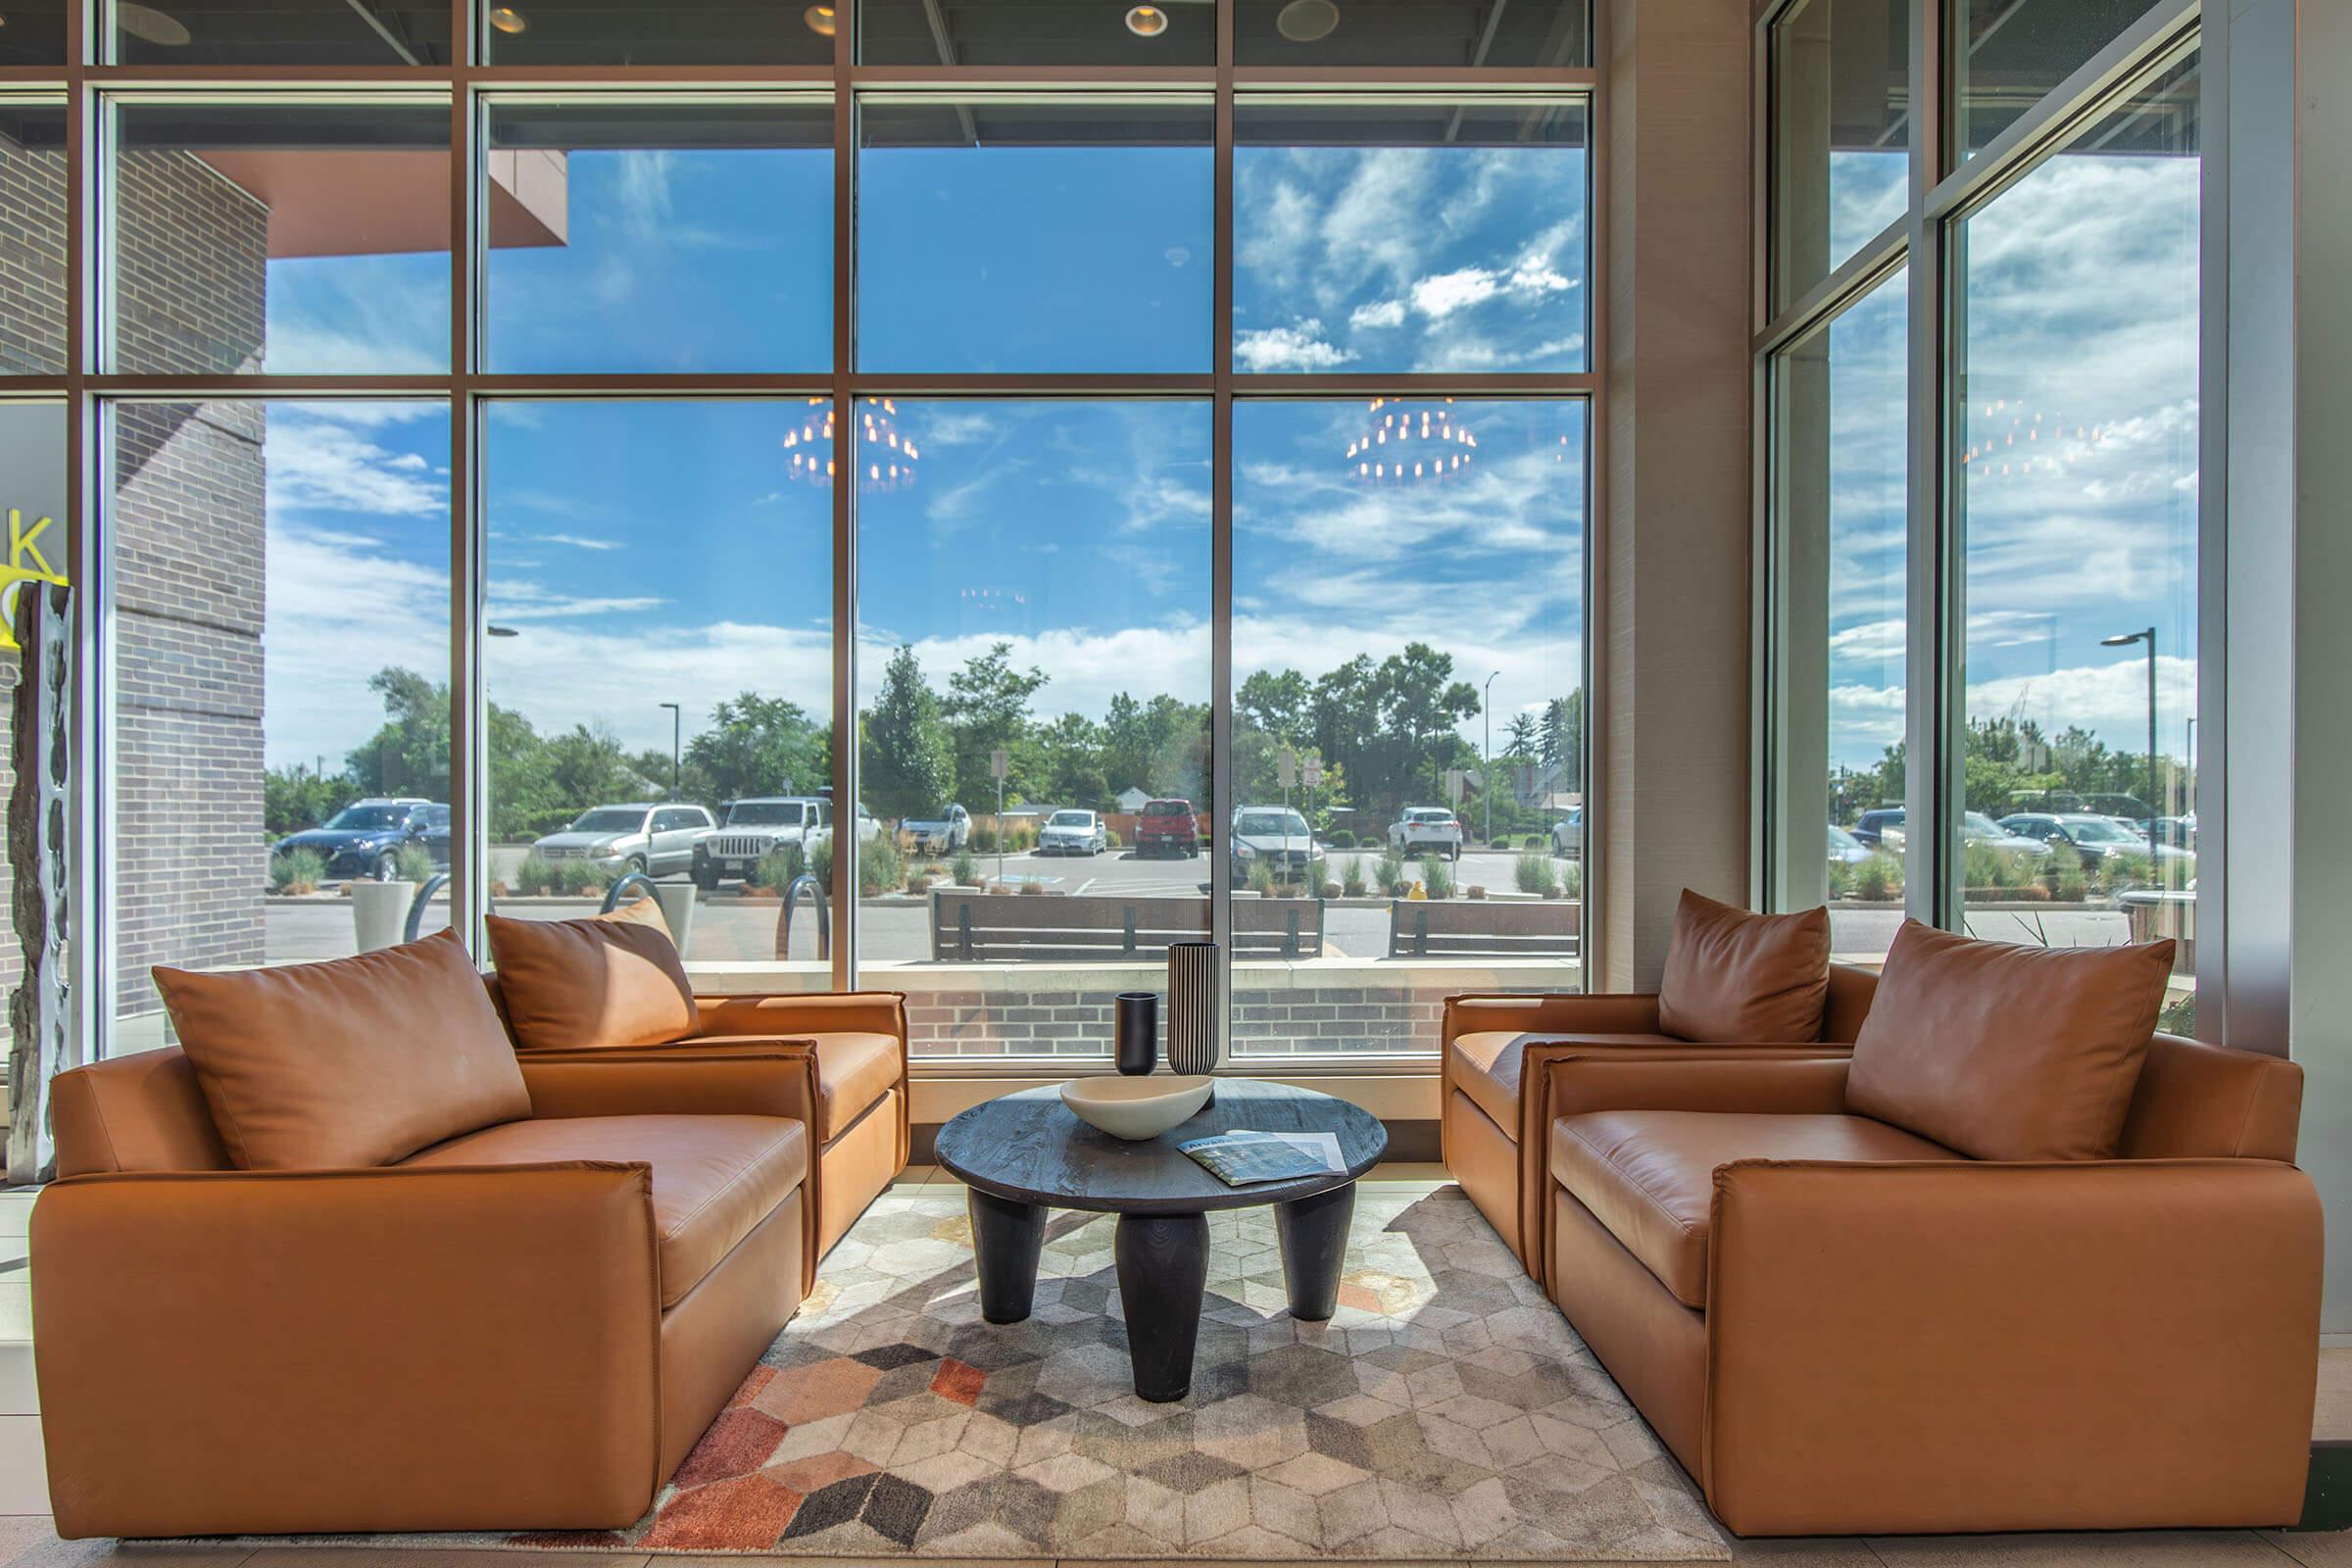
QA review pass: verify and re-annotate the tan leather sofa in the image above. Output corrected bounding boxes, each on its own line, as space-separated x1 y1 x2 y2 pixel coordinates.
32 1040 816 1539
494 985 911 1287
1444 964 2323 1536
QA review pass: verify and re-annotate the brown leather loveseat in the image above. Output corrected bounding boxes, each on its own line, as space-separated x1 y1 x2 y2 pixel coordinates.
1445 909 2322 1537
28 929 879 1540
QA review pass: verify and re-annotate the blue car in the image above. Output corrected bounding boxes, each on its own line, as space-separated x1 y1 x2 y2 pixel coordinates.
272 799 447 882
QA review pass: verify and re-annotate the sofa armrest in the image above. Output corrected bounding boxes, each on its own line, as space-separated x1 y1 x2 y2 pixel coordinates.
1444 991 1664 1042
31 1162 663 1538
1703 1157 2323 1537
693 989 907 1041
519 1039 821 1126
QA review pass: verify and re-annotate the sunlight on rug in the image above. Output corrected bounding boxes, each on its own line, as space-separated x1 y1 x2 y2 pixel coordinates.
180 1186 1730 1559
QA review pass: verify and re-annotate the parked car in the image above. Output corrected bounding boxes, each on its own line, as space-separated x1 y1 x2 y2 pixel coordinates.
1135 797 1200 858
1852 807 1906 848
1389 807 1465 860
271 797 440 883
904 803 969 854
1962 810 2049 856
1828 823 1874 867
2151 814 2197 851
535 802 713 879
1232 807 1323 880
1997 810 2193 871
854 802 883 844
1550 805 1584 859
1038 808 1108 857
693 796 830 888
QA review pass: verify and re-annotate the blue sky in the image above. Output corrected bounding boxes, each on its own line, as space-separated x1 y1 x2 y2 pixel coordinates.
244 126 2195 783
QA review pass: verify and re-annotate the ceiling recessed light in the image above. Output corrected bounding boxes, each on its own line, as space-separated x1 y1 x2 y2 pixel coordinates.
1276 0 1339 42
486 5 527 34
1125 5 1168 37
804 4 836 35
118 2 191 45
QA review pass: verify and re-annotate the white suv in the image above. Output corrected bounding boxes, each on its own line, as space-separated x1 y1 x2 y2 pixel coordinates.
694 796 833 888
1389 807 1465 860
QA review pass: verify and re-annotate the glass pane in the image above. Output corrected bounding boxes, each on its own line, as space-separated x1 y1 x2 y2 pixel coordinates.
861 0 1214 66
1237 0 1587 68
0 2 66 64
1233 398 1586 1056
1235 100 1588 374
0 103 68 376
113 0 452 66
482 400 832 990
858 99 1212 374
1768 269 1907 962
1770 0 1908 311
482 101 832 374
1956 51 2198 1003
856 401 1212 1058
1954 0 2177 158
110 99 451 376
0 403 64 1102
107 400 453 1052
482 0 833 66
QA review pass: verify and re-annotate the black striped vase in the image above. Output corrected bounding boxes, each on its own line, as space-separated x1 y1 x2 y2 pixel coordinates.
1166 940 1220 1075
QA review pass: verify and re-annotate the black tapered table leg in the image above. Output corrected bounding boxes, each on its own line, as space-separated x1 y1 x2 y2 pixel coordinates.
1113 1210 1209 1401
1274 1181 1356 1321
968 1188 1048 1324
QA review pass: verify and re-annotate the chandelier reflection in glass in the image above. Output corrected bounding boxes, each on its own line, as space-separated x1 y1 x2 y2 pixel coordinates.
1345 397 1477 485
1961 397 2108 483
782 397 921 492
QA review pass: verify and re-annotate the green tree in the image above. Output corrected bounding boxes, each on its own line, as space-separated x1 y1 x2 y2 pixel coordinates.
264 765 359 835
1237 668 1312 745
861 644 956 821
346 666 454 800
940 641 1049 805
1502 710 1540 760
685 692 828 804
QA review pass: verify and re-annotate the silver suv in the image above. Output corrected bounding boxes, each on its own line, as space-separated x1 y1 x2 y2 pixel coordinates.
531 803 714 877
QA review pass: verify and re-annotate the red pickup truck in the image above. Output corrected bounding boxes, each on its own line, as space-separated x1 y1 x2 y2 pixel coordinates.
1135 798 1201 858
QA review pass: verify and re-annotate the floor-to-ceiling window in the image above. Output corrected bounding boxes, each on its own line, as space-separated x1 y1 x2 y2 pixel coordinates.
29 0 1593 1067
1761 0 2202 1013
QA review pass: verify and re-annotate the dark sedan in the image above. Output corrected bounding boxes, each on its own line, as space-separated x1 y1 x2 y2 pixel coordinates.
272 800 447 882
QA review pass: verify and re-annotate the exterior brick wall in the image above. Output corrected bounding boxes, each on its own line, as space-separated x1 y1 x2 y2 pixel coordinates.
0 120 66 375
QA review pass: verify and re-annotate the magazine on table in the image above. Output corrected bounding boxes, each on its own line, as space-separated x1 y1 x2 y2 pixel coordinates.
1178 1129 1346 1186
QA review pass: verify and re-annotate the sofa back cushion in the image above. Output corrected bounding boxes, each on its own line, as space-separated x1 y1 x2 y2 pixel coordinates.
1845 919 2175 1161
484 898 696 1052
1657 890 1831 1043
153 928 531 1170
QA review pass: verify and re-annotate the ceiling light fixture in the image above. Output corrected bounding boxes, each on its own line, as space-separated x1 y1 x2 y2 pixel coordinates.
804 4 836 37
1125 5 1168 36
1276 0 1339 42
783 398 919 494
117 2 191 45
486 5 528 33
1346 398 1476 487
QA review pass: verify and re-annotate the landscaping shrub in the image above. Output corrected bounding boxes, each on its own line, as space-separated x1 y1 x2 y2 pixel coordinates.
1854 853 1901 903
1421 855 1453 901
512 852 614 897
1320 880 1343 899
270 848 325 895
2098 849 2154 893
2038 850 2087 901
1827 856 1856 899
1248 860 1278 899
755 845 807 890
1327 830 1356 849
393 845 436 884
1561 861 1584 899
970 825 997 852
809 838 835 892
1513 849 1560 897
860 834 902 897
951 848 978 887
1375 847 1407 897
1340 856 1366 898
1524 834 1546 851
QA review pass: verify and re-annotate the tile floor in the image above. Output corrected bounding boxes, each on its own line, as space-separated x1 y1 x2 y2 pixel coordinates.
0 1175 2342 1568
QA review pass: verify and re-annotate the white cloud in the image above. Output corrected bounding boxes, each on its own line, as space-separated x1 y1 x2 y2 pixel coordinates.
1348 299 1406 330
527 533 623 552
1408 268 1502 319
1235 321 1354 372
266 410 448 521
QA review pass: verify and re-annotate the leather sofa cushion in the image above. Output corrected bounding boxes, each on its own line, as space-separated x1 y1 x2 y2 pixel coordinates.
1657 891 1831 1043
1846 919 2176 1161
403 1113 808 1306
153 929 532 1170
486 901 697 1053
1550 1109 1961 1307
1449 1029 1680 1135
808 1033 903 1142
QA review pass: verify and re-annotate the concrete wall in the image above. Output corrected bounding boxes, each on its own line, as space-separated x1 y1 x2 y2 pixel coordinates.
1599 0 1756 987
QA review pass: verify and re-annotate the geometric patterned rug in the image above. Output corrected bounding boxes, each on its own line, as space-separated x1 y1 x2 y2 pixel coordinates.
176 1185 1730 1560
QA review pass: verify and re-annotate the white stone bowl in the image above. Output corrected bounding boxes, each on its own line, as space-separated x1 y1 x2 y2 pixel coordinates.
1059 1074 1214 1141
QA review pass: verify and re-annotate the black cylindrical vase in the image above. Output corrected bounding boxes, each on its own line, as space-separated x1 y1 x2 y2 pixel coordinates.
1166 940 1219 1074
1114 991 1158 1076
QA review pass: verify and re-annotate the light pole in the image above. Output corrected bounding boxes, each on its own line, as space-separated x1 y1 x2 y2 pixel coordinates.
1482 670 1498 849
659 702 682 801
2100 627 2158 856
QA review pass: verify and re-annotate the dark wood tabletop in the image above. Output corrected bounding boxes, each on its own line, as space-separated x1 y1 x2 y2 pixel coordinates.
934 1078 1389 1214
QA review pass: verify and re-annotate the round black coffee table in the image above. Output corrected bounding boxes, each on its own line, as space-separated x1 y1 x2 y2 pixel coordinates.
934 1079 1388 1402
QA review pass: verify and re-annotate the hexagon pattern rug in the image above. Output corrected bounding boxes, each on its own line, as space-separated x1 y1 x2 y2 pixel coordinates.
183 1185 1731 1559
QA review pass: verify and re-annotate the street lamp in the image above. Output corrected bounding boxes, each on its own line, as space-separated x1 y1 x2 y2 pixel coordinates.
1482 670 1499 849
2100 626 2158 857
658 702 682 801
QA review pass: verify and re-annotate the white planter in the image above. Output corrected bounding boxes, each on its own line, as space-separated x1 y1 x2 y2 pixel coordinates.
652 882 698 953
351 880 416 954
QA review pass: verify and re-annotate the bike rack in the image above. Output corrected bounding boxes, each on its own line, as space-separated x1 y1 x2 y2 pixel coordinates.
602 872 662 914
774 872 830 960
403 872 449 945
